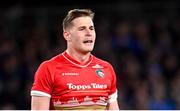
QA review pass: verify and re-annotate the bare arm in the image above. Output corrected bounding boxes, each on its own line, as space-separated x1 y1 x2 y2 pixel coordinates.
107 100 119 110
31 96 50 110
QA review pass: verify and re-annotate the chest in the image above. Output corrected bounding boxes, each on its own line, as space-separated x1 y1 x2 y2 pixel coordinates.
53 66 112 91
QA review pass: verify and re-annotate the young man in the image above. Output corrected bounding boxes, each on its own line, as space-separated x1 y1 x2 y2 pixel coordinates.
31 9 119 110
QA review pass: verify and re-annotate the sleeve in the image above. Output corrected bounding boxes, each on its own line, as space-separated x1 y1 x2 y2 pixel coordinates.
108 64 118 103
31 61 54 98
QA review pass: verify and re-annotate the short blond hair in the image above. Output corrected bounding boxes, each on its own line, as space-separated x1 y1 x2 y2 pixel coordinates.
62 9 94 30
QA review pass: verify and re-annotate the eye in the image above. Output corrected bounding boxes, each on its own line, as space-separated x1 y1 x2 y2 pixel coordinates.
78 26 85 31
90 26 94 30
79 28 84 31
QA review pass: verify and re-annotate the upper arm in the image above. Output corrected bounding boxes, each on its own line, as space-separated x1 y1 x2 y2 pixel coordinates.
107 63 119 110
31 96 50 110
107 100 119 110
31 62 53 110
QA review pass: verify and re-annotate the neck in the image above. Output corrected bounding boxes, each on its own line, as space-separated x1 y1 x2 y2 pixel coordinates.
66 49 91 64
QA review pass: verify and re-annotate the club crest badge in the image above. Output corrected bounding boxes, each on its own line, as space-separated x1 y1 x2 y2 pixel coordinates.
96 69 104 78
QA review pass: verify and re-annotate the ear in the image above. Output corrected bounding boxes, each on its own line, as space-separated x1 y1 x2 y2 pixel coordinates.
63 31 70 41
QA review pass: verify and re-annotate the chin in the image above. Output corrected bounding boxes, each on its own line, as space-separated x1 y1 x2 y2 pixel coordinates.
87 48 94 52
80 46 94 53
84 47 94 51
82 49 93 54
85 50 93 53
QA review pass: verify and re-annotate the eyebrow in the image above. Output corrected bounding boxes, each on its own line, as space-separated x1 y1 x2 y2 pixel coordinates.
78 25 94 29
89 26 94 29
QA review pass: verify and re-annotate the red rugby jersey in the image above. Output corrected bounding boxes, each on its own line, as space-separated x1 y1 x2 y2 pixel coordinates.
31 51 118 110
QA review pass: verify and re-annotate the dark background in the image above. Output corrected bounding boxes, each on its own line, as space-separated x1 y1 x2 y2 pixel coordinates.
0 0 179 109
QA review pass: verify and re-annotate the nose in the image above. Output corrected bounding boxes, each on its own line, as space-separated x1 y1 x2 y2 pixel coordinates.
85 29 92 36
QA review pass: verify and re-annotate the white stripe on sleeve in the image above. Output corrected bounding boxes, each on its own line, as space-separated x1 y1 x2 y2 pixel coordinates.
31 90 51 98
108 90 118 103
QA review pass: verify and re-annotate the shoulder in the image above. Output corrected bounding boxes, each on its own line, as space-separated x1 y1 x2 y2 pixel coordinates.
34 54 64 79
92 55 116 77
92 55 113 68
38 53 64 68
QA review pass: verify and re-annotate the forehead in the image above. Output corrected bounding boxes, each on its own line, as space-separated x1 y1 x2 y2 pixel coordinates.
71 16 94 27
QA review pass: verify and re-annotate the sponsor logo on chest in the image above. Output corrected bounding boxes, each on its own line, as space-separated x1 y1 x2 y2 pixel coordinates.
67 83 107 90
62 72 79 76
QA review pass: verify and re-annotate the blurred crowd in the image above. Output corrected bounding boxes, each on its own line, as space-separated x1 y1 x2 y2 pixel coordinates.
0 4 179 109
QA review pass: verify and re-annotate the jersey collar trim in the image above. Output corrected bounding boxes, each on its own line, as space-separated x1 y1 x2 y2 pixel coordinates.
62 51 93 68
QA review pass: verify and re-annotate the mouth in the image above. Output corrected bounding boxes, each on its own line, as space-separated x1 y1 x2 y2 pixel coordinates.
83 40 93 43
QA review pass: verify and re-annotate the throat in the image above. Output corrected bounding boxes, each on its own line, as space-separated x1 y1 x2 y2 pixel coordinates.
66 50 91 64
79 56 89 63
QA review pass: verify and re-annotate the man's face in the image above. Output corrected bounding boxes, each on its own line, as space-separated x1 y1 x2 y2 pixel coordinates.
65 16 96 54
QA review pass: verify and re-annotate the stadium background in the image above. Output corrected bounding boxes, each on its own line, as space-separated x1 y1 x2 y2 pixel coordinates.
0 0 179 109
